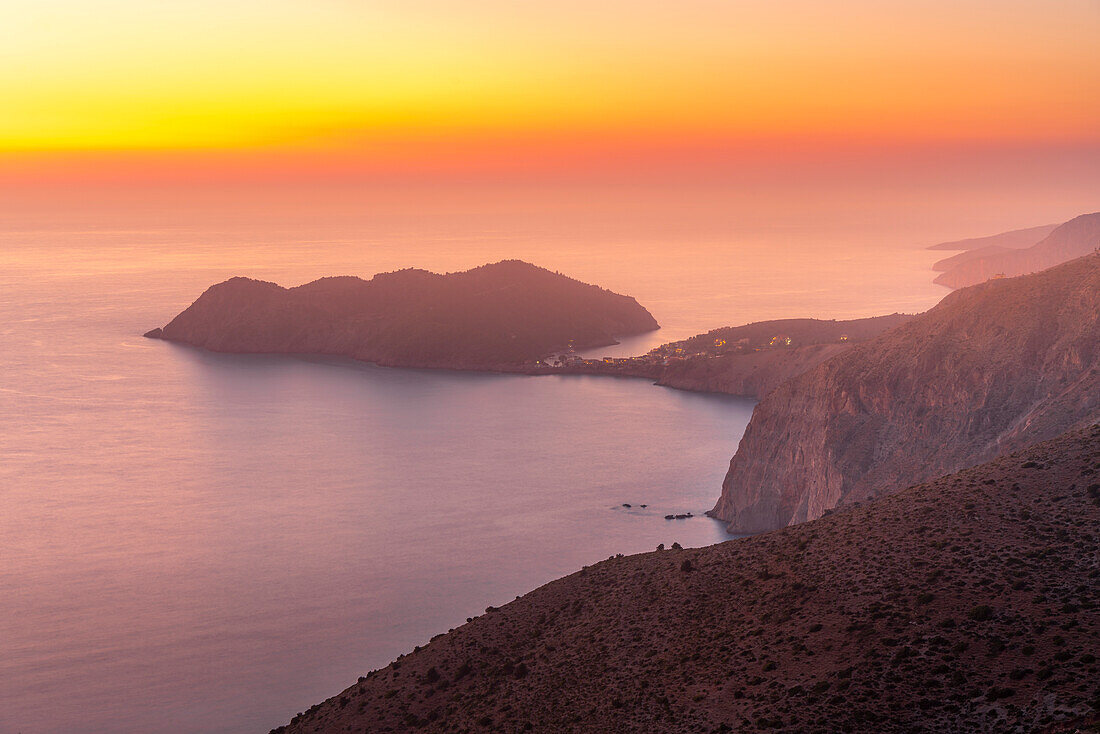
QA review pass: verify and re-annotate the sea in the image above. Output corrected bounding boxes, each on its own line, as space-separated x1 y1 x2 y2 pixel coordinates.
0 174 1093 733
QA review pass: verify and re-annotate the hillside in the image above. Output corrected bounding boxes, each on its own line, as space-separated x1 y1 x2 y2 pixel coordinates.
651 315 911 397
145 261 659 369
274 424 1100 734
544 314 911 400
653 342 852 398
712 253 1100 534
933 214 1100 289
667 315 912 355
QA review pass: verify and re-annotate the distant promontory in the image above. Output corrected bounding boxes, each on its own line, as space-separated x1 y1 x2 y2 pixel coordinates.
931 212 1100 289
145 260 659 369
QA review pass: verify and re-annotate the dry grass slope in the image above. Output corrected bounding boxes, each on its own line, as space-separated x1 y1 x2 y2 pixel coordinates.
275 424 1100 734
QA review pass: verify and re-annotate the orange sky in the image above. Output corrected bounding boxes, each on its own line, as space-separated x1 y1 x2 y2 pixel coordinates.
3 0 1099 181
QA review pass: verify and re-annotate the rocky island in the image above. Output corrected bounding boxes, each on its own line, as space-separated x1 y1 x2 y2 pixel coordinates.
145 260 659 369
713 253 1100 534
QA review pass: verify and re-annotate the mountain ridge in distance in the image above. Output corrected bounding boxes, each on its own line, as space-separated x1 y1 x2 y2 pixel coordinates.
926 222 1059 252
932 213 1100 289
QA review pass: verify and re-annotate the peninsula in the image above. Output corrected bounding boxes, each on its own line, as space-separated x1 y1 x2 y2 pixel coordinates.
539 314 912 399
145 260 659 370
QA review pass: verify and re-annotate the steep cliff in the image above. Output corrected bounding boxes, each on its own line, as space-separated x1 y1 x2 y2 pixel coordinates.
712 253 1100 534
147 260 659 369
933 213 1100 288
275 424 1100 734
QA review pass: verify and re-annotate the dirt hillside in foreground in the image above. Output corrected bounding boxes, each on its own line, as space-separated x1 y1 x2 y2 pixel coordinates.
276 424 1100 734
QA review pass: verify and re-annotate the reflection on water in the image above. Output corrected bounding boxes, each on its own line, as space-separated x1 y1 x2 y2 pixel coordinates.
0 250 751 733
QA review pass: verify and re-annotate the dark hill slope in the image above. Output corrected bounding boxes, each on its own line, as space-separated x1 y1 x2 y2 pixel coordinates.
670 314 912 354
713 253 1100 534
147 261 658 369
275 424 1100 734
548 314 912 399
653 314 912 398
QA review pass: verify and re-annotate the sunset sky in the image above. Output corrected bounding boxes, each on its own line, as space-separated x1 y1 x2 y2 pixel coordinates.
4 0 1100 181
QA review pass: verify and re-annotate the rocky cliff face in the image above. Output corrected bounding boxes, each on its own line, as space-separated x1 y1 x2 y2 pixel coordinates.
712 253 1100 534
148 260 659 369
933 213 1100 288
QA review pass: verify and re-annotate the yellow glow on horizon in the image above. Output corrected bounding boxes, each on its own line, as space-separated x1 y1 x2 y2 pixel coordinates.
2 0 1099 157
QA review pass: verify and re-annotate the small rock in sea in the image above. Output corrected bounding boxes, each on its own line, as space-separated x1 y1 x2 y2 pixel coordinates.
664 514 675 520
622 503 632 508
640 504 647 508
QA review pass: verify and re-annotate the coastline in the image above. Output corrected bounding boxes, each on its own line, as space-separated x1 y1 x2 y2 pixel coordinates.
148 333 863 401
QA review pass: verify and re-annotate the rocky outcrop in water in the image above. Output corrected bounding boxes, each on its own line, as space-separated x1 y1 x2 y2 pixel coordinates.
147 260 659 369
711 253 1100 533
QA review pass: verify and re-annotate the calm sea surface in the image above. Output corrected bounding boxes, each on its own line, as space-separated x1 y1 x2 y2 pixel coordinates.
0 180 1091 732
